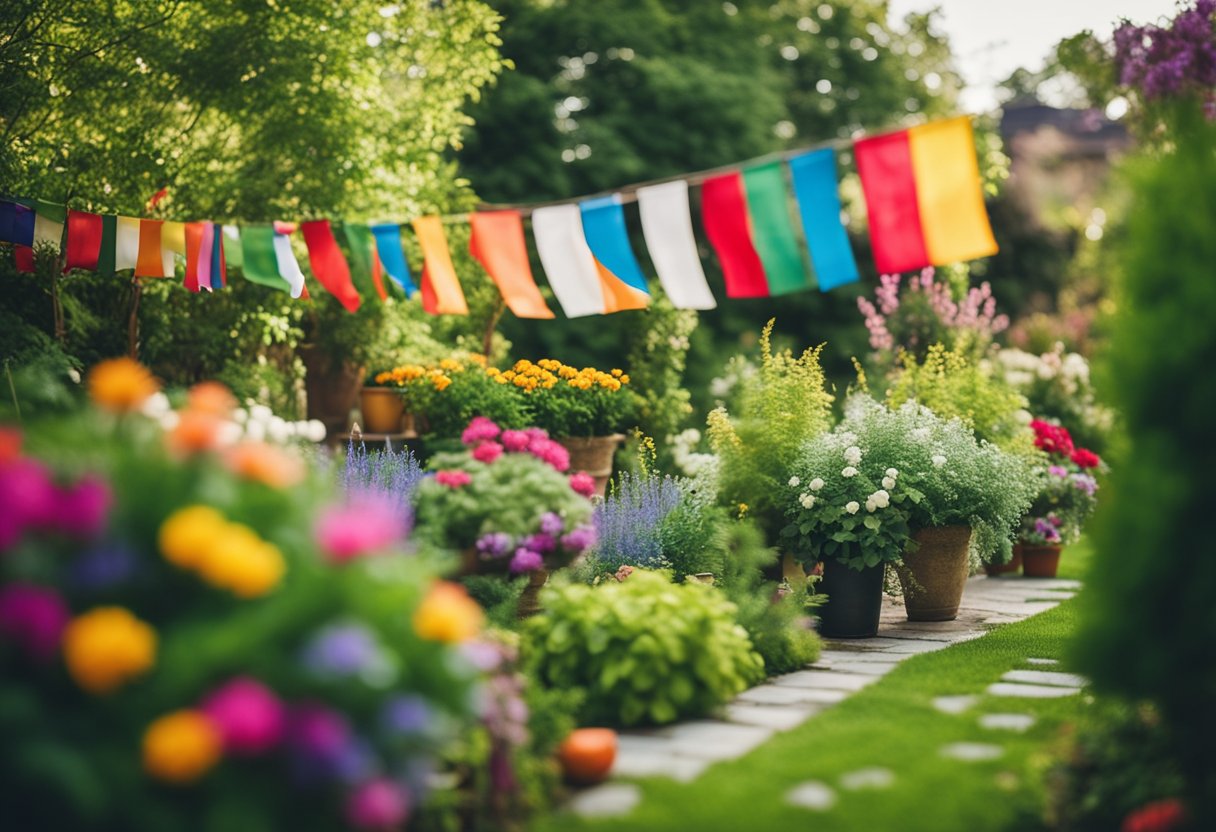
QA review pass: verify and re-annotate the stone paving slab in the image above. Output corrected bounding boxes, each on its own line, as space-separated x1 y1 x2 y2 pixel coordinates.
987 682 1081 699
723 702 821 731
1001 669 1086 688
772 670 878 691
816 649 916 663
568 783 642 817
735 684 849 706
660 721 775 761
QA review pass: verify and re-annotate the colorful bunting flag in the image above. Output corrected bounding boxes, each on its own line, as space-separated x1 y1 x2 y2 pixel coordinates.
162 221 186 277
741 162 811 295
14 245 35 273
272 223 307 299
221 225 243 271
32 199 65 250
135 219 168 277
209 223 227 289
0 201 35 246
636 181 716 310
184 222 206 291
342 223 390 302
788 149 860 291
370 224 417 296
468 211 554 319
300 220 361 313
700 172 769 298
530 204 610 318
239 225 292 292
114 217 141 272
95 215 118 275
64 210 104 272
411 216 468 316
855 116 997 275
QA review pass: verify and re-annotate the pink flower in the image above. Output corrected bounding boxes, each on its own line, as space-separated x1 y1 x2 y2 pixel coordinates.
55 475 113 539
461 417 501 446
0 583 70 661
316 493 408 563
500 430 529 453
569 472 596 497
435 470 472 489
0 458 57 549
529 438 569 472
472 441 503 464
346 778 412 830
201 676 286 755
509 548 544 574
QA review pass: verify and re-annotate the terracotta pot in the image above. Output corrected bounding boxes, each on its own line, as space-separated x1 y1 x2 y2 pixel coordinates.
557 728 617 785
299 343 363 436
896 526 972 621
517 569 549 618
556 433 625 497
359 387 406 434
816 560 885 639
1021 543 1062 578
984 544 1024 577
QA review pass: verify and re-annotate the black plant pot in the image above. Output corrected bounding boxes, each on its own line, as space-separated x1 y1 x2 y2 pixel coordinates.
816 560 885 639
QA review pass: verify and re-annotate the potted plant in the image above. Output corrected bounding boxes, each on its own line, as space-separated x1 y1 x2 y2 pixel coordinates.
1018 420 1103 577
401 358 528 451
359 367 410 434
489 359 637 497
412 417 597 616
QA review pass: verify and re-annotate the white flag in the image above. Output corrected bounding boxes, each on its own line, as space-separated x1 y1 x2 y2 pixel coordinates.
273 231 307 299
637 180 717 310
530 204 605 318
114 216 141 271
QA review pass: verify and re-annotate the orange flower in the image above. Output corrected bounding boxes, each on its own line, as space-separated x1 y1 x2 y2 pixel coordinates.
224 442 304 489
168 410 226 454
88 358 159 412
62 607 157 694
186 381 236 417
432 375 452 392
412 581 484 643
0 426 21 464
143 710 223 784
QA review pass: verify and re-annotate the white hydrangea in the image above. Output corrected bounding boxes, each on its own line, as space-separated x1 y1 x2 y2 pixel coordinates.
844 445 863 466
788 476 801 487
885 467 898 479
799 493 815 509
870 489 890 508
931 454 947 467
841 466 858 478
845 501 860 515
882 476 896 490
809 477 825 491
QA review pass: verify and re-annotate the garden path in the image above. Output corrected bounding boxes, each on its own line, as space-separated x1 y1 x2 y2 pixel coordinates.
568 574 1083 818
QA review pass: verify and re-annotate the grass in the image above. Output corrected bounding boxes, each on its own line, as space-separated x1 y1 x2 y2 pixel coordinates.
539 541 1094 832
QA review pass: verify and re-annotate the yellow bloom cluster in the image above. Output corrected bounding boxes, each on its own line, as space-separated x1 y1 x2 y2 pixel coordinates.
159 506 285 598
142 709 223 784
62 606 158 694
375 354 488 387
488 359 630 393
374 364 425 386
412 581 485 643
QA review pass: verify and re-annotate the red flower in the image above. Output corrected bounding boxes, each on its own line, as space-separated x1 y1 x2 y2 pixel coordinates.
1070 448 1100 469
1030 419 1075 457
1121 798 1186 832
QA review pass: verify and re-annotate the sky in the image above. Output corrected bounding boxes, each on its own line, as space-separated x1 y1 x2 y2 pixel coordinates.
888 0 1184 112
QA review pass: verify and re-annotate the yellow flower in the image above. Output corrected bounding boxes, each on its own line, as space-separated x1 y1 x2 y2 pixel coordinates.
620 374 630 385
558 366 578 379
87 358 160 412
433 375 452 392
494 375 509 385
196 524 285 598
467 353 487 367
439 358 461 372
159 506 228 570
413 581 484 643
611 368 623 377
374 371 391 384
486 367 501 377
737 502 749 519
143 710 223 784
62 607 157 694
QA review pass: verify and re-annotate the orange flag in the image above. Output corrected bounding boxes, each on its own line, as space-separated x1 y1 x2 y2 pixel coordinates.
134 219 167 277
469 211 554 319
411 216 468 316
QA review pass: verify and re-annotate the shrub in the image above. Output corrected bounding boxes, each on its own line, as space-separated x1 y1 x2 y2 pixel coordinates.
494 359 637 438
379 356 528 440
707 320 833 545
524 570 764 726
991 345 1115 453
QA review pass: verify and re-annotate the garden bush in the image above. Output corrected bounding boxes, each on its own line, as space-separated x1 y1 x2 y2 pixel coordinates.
525 570 764 727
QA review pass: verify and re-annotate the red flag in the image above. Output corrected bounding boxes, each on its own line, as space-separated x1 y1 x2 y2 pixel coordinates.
146 187 169 212
183 222 207 292
14 245 35 273
300 220 361 313
854 130 929 275
64 210 104 272
700 172 770 298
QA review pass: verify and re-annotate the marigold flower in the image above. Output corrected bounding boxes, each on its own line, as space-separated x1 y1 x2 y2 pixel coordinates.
186 381 237 417
159 506 227 569
142 709 223 784
224 442 304 489
196 525 285 598
62 606 157 694
412 581 484 643
88 358 159 412
168 409 227 454
432 375 452 392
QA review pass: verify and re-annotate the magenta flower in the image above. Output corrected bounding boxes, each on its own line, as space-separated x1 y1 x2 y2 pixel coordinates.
509 548 544 574
55 475 113 539
0 458 57 549
316 493 407 563
561 524 597 554
0 583 70 661
529 438 569 472
435 469 472 489
569 472 596 497
201 676 286 755
523 532 556 554
461 417 501 446
472 441 503 464
289 704 352 762
345 778 412 830
539 511 564 536
500 430 530 452
476 532 513 559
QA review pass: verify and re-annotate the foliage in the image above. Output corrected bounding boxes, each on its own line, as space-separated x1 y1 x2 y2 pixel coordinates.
524 570 764 727
857 267 1010 370
707 320 834 546
412 419 594 572
1074 109 1216 826
491 359 637 438
886 343 1031 448
624 294 699 464
0 371 496 831
991 345 1115 454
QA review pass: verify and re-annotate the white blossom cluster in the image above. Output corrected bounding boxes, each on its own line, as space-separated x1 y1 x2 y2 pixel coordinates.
142 393 327 445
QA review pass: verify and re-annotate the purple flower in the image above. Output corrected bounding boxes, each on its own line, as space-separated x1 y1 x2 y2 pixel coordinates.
0 583 70 661
380 695 433 736
523 532 556 554
476 532 513 559
289 704 352 763
1071 473 1098 495
592 471 680 567
1048 465 1069 478
539 511 564 536
302 623 382 677
508 548 544 574
561 523 598 554
345 778 412 830
71 543 137 590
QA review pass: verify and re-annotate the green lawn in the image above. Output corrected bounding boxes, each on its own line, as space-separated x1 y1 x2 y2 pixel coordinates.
541 542 1094 832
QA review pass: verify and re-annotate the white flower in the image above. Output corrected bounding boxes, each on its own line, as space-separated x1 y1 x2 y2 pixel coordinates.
844 445 862 465
865 498 877 513
788 476 801 487
231 407 248 424
809 478 825 491
882 476 896 490
870 489 890 508
885 468 898 479
216 421 243 447
841 466 858 478
845 501 860 515
799 493 815 509
267 416 289 444
244 420 267 442
140 392 171 418
910 427 931 442
932 454 947 467
249 404 273 423
306 420 328 443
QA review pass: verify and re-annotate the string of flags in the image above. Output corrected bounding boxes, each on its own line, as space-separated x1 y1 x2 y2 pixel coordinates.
0 115 998 319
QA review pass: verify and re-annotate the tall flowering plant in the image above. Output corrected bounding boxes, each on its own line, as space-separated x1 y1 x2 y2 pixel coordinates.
412 418 596 574
1021 420 1103 546
1112 1 1216 119
0 360 511 832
